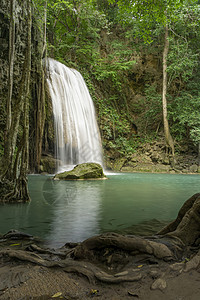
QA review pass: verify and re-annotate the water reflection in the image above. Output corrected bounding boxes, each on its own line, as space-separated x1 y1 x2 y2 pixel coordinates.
0 176 55 238
45 179 104 247
0 173 199 248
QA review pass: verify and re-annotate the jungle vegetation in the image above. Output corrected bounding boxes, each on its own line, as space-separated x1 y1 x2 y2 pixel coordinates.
0 0 200 201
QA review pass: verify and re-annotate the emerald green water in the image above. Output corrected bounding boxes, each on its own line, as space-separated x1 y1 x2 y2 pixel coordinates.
0 173 199 247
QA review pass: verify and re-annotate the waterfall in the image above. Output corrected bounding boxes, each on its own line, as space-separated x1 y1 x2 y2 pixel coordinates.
46 58 103 171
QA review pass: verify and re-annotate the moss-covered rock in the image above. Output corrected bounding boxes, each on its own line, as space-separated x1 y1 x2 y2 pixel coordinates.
112 158 127 172
54 163 107 180
40 155 60 174
189 164 198 173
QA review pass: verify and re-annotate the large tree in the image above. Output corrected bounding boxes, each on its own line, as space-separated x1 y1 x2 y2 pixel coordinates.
0 0 46 202
0 0 32 202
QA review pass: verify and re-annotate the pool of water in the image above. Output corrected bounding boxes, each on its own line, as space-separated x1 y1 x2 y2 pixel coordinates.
0 173 199 247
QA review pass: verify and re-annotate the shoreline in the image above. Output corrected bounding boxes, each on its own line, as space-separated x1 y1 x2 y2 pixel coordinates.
1 230 200 300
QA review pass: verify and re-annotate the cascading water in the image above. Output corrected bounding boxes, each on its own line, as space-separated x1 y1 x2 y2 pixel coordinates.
46 58 103 171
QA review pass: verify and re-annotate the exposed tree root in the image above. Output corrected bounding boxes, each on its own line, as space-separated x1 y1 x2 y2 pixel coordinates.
72 232 174 260
0 249 48 266
0 177 30 203
158 193 200 245
184 249 200 272
0 248 142 284
158 193 200 235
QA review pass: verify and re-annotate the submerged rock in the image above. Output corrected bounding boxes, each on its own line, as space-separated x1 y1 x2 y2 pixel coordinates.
54 163 107 180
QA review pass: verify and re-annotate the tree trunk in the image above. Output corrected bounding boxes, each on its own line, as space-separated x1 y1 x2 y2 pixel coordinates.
33 1 47 173
14 0 32 201
4 0 15 180
0 0 32 202
162 25 175 160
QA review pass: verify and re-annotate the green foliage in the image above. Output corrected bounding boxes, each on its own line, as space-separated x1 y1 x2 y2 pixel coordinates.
46 0 108 67
165 3 200 145
97 98 137 156
143 85 162 132
167 3 200 86
108 0 191 44
169 90 200 143
45 0 136 93
167 42 198 84
94 58 136 89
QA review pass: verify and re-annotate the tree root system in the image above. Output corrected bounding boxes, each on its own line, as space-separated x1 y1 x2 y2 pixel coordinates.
1 193 200 299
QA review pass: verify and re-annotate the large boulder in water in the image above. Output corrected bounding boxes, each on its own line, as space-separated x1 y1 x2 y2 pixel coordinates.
54 163 107 180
